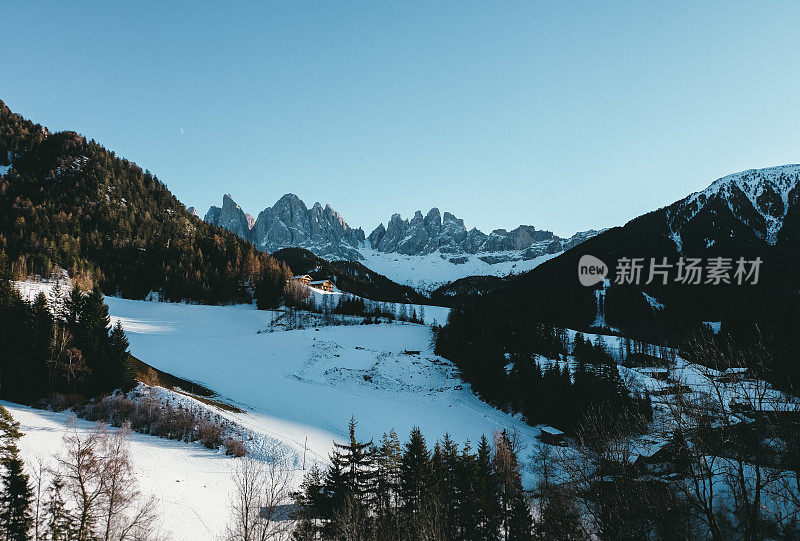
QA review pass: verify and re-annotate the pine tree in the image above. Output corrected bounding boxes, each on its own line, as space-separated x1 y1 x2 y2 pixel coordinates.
63 285 83 331
457 440 481 540
508 489 533 541
332 417 374 502
373 429 403 533
30 292 54 398
0 406 33 541
0 454 33 540
108 321 135 392
437 433 461 539
400 427 430 517
476 435 501 540
43 475 76 541
76 285 111 393
321 458 348 539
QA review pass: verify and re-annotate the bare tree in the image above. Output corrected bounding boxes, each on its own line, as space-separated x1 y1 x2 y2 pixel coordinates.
97 422 159 541
656 331 800 539
58 423 108 540
226 451 293 541
30 455 47 541
56 421 159 541
678 333 797 537
556 407 663 540
331 493 370 541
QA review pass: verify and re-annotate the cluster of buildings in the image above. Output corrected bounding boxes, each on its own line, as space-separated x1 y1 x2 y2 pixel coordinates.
290 274 334 292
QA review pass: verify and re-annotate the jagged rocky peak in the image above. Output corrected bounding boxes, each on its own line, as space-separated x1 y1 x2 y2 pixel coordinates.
204 193 254 241
367 207 595 258
186 207 199 217
206 193 364 260
204 191 600 265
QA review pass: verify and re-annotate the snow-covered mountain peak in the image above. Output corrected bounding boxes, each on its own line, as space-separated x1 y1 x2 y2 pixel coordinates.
668 164 800 246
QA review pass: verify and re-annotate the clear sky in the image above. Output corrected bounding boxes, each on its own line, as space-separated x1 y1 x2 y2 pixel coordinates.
3 1 800 236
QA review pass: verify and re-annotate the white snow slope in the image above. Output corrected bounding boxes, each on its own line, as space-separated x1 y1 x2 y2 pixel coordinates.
104 297 537 456
9 293 539 539
359 246 559 292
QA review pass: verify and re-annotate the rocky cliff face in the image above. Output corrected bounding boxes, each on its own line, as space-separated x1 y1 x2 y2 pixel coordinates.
204 194 253 241
366 207 600 263
205 194 365 260
251 194 365 259
204 193 599 266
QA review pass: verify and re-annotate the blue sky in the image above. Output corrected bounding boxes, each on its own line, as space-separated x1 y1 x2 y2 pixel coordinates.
3 1 800 235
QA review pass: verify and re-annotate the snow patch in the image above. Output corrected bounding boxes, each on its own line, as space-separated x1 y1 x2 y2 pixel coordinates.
642 292 664 310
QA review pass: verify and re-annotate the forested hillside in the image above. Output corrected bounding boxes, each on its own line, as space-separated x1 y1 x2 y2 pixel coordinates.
435 168 800 393
0 99 290 305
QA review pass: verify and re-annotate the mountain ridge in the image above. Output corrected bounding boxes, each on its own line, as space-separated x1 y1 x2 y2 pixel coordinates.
204 193 601 267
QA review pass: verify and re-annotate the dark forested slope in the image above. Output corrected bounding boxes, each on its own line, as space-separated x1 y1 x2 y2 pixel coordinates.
0 99 290 304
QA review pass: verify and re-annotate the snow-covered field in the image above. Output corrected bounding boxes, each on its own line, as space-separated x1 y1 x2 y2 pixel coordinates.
3 401 237 539
8 279 799 538
359 247 559 292
104 296 538 461
7 285 541 539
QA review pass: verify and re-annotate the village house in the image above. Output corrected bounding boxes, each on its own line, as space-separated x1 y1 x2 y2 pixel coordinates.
291 274 312 285
309 279 334 292
714 367 750 383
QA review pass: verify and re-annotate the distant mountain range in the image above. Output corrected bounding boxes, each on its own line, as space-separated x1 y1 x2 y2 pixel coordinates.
203 193 602 286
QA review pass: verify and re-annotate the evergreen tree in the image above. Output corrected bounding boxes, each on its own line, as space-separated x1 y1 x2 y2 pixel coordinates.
0 454 33 541
44 475 76 541
373 429 403 536
456 440 481 540
0 406 33 541
108 320 135 392
400 427 430 519
62 285 84 331
292 466 325 540
437 433 461 540
508 489 533 541
332 417 374 502
475 435 501 540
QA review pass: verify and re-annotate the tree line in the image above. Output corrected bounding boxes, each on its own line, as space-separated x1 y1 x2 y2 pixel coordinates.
435 311 651 433
280 285 424 330
291 419 532 541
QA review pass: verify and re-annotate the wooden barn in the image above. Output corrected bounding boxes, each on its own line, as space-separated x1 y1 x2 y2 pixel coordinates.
538 426 566 445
